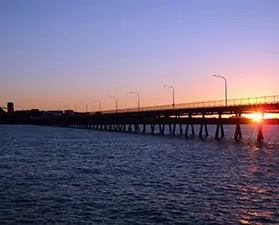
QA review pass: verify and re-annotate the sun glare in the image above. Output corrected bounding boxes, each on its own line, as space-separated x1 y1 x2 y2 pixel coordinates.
244 113 279 123
245 113 263 123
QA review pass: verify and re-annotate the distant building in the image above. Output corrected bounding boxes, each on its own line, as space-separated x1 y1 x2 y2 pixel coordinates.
0 107 5 117
44 111 63 117
14 109 43 118
7 102 14 114
64 110 74 115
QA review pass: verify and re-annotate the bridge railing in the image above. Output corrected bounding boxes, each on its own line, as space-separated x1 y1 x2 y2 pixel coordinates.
95 95 279 114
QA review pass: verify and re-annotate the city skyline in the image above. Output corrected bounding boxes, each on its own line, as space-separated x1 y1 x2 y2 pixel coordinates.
1 0 279 111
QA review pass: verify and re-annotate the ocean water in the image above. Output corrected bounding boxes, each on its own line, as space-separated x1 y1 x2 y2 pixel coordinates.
0 125 279 224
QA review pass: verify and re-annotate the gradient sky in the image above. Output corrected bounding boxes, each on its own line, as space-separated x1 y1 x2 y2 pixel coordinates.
0 0 278 111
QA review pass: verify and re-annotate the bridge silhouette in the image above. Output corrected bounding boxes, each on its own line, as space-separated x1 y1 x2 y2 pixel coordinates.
56 95 279 142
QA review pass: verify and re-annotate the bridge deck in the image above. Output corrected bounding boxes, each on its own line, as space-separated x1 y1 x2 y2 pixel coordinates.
57 95 279 142
93 95 279 116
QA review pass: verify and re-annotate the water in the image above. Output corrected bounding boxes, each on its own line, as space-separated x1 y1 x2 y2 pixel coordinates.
0 125 279 224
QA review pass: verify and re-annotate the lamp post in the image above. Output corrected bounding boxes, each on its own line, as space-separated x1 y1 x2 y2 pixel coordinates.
109 95 118 113
213 75 228 106
163 84 175 107
129 91 140 110
94 99 101 111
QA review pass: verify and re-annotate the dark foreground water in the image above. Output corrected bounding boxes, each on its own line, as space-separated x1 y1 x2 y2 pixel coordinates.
0 125 279 224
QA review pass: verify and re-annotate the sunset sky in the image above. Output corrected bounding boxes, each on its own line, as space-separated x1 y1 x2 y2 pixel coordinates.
0 0 278 111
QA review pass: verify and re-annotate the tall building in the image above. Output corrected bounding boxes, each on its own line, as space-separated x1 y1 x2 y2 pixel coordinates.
7 102 14 114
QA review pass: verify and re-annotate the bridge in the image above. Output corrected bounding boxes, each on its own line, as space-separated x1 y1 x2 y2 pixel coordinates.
55 95 279 142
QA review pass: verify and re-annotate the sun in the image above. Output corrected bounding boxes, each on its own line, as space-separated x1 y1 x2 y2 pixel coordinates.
246 113 263 123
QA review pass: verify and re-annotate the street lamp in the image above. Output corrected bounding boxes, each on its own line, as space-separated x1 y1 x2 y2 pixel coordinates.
163 84 175 107
109 95 118 112
129 91 140 110
94 99 101 111
213 75 228 106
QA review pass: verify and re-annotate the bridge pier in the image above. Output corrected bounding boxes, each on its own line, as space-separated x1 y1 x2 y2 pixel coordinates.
215 114 225 140
258 123 264 142
142 124 146 134
185 123 195 137
169 123 176 136
185 115 195 137
179 124 183 135
159 123 165 135
199 115 208 138
134 124 140 133
234 113 242 141
122 124 126 132
234 124 242 141
199 124 208 138
151 124 155 134
128 124 133 133
172 124 176 136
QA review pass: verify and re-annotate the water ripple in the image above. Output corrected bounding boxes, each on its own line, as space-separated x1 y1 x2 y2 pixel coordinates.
0 125 279 224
